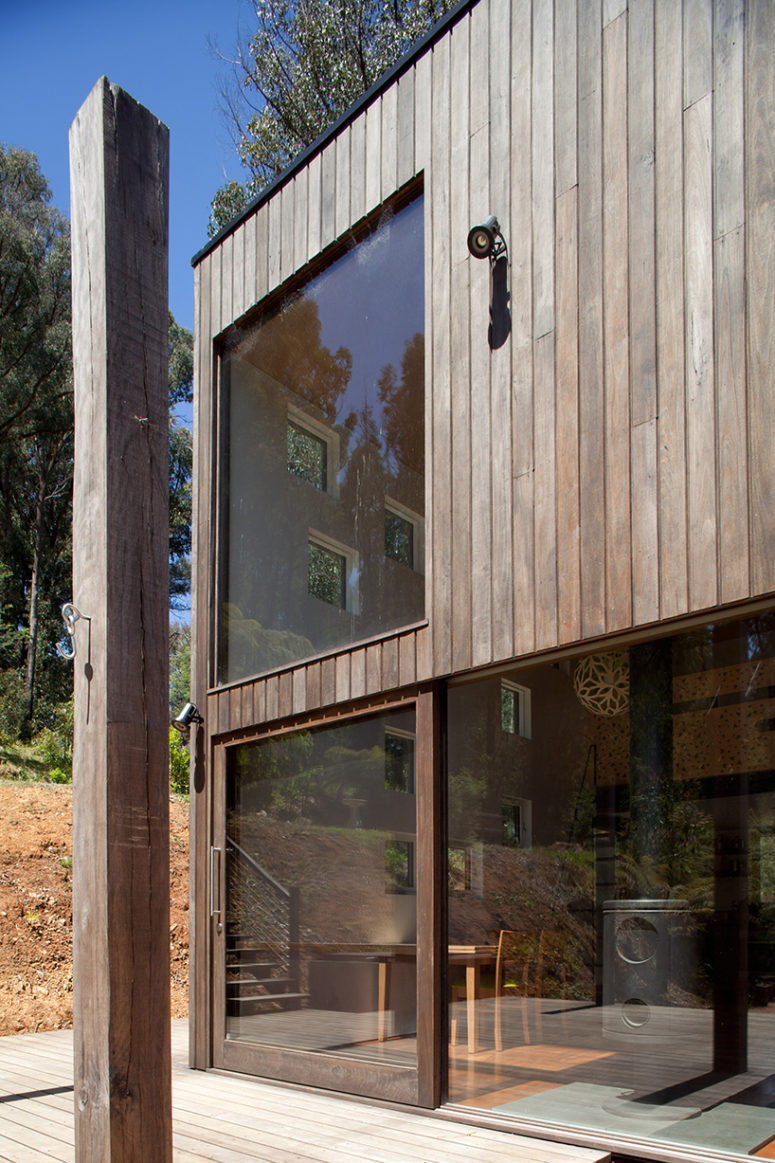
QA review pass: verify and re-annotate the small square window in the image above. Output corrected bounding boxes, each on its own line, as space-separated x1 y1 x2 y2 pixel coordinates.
501 680 531 738
308 541 346 608
385 729 415 794
288 421 327 490
386 838 414 892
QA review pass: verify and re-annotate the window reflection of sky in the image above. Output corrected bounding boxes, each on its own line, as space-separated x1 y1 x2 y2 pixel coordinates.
304 196 424 437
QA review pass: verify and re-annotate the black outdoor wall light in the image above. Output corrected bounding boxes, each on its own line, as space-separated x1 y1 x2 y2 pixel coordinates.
171 701 204 734
467 215 507 262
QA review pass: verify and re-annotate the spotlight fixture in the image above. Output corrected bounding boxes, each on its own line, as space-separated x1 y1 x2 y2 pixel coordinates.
467 215 507 261
171 702 204 734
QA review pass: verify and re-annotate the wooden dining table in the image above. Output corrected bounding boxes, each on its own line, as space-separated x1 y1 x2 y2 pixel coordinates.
448 944 498 1053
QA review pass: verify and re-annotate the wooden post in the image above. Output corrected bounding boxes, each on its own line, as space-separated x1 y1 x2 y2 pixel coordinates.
69 77 172 1161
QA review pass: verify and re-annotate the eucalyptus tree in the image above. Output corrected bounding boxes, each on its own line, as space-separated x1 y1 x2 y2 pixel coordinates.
210 0 452 234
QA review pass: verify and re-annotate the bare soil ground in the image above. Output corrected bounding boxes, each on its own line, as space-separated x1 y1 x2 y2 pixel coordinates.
0 781 189 1036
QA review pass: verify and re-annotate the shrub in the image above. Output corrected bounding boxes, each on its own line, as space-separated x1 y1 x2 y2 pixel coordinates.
169 725 189 796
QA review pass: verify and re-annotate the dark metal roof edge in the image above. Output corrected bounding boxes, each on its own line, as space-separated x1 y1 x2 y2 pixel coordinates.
192 0 478 267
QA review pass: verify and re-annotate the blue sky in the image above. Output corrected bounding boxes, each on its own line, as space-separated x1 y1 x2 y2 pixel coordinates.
1 0 250 331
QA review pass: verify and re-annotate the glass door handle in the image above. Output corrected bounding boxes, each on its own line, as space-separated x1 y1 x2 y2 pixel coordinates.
210 846 222 933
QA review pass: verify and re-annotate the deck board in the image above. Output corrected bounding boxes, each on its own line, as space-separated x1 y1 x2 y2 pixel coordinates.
0 1022 610 1162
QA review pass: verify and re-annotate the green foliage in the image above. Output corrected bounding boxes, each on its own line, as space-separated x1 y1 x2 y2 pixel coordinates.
0 145 196 733
169 621 191 714
211 0 453 234
169 724 190 796
0 669 26 740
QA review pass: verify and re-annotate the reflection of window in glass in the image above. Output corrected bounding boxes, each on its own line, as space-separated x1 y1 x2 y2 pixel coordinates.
502 798 532 848
385 728 415 793
501 680 531 738
288 421 327 490
386 838 414 892
308 541 345 608
307 532 358 612
384 497 424 573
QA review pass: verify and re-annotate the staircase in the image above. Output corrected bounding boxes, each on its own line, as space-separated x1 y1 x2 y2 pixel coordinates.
225 836 308 1017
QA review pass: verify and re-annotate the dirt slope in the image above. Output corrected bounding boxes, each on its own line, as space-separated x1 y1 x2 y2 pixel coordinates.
0 782 189 1036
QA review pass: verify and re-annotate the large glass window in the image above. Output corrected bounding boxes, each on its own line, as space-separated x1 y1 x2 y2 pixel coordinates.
219 193 425 683
224 707 418 1064
446 614 775 1161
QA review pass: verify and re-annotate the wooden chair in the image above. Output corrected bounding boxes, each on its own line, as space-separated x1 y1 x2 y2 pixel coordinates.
494 929 542 1052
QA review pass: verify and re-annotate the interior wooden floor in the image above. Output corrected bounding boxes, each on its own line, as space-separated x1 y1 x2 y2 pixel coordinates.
445 996 775 1159
0 1019 611 1162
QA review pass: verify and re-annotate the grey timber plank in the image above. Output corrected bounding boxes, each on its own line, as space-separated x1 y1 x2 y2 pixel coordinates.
684 91 718 611
715 226 749 604
714 0 745 239
294 166 308 274
533 331 558 649
655 0 688 620
511 0 535 657
321 140 337 247
398 632 417 687
365 641 383 694
335 651 351 702
450 13 472 675
268 191 282 289
602 11 633 632
381 81 399 200
365 99 382 211
465 2 488 674
243 207 257 315
414 50 432 174
555 187 581 645
350 648 366 699
335 126 351 239
220 231 233 332
292 667 306 716
746 0 775 595
532 0 554 341
382 636 398 690
350 110 367 225
628 0 656 429
628 0 659 626
631 419 660 625
684 0 713 109
254 202 269 304
281 178 295 281
396 68 415 186
306 152 322 262
431 31 454 675
577 0 606 640
489 0 514 663
554 0 578 196
603 0 626 25
231 220 246 321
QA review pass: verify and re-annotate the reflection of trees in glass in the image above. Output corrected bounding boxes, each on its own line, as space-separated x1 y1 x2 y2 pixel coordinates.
385 839 413 891
377 332 424 473
223 604 315 677
244 294 352 421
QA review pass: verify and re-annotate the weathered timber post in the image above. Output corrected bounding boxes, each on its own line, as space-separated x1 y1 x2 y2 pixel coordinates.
69 77 172 1161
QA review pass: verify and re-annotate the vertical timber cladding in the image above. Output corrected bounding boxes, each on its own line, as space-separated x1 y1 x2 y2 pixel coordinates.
193 1 775 736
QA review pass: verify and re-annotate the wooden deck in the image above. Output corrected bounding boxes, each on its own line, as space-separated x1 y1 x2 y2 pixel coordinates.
0 1020 610 1162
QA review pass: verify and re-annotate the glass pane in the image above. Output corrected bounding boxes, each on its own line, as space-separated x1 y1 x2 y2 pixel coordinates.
385 510 413 567
219 194 425 683
288 422 326 490
225 707 417 1066
446 614 775 1161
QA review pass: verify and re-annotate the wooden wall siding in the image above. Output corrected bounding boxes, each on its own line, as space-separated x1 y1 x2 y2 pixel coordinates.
193 0 775 742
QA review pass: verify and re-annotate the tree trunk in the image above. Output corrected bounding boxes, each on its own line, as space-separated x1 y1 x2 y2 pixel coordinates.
23 475 46 729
